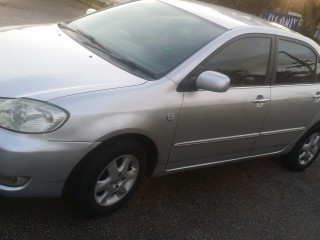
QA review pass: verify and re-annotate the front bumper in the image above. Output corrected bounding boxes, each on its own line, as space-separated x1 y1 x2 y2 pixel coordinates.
0 128 99 197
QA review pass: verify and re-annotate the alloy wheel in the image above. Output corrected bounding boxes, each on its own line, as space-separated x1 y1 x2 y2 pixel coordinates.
299 133 320 165
94 155 139 206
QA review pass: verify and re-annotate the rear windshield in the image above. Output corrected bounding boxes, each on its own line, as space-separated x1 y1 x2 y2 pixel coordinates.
69 0 226 79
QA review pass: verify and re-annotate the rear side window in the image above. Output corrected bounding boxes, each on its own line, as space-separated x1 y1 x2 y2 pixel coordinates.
276 40 317 85
201 37 271 87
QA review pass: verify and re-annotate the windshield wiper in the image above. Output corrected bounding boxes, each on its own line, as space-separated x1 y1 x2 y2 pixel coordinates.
111 55 158 79
58 23 110 54
58 23 157 79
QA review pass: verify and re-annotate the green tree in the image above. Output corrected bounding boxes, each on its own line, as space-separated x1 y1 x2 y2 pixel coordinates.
300 0 320 37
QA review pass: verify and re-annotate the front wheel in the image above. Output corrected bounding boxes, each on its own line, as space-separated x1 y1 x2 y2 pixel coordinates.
282 126 320 171
70 141 147 216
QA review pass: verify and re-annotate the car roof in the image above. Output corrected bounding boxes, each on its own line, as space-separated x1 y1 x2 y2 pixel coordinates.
160 0 291 31
159 0 320 50
155 0 319 52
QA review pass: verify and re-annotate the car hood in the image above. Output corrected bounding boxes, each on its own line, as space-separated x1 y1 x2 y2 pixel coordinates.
0 24 147 101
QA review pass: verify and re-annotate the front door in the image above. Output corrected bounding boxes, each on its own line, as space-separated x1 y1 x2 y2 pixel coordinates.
167 35 274 170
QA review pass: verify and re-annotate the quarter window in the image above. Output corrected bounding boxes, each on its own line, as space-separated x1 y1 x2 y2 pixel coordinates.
200 37 271 87
276 40 317 85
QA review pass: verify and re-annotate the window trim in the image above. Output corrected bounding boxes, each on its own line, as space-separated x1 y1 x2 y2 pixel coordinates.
177 33 276 92
272 36 320 86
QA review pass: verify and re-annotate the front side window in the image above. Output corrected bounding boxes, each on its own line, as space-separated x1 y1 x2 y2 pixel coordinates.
276 40 317 85
200 37 271 87
68 1 226 79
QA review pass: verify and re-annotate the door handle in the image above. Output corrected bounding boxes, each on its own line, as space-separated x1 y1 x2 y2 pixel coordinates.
252 98 270 104
252 95 270 107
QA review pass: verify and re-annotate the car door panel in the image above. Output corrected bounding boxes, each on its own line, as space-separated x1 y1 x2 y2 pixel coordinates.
252 85 320 155
167 35 274 170
252 38 320 155
167 87 270 170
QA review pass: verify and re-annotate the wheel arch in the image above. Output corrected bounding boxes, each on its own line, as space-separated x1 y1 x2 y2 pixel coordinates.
63 133 158 195
101 133 159 176
282 121 320 171
283 121 320 155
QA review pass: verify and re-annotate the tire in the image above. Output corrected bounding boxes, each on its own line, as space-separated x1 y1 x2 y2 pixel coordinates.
282 126 320 171
69 140 147 217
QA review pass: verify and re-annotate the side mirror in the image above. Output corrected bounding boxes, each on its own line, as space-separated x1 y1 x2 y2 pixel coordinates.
86 8 97 15
196 71 230 92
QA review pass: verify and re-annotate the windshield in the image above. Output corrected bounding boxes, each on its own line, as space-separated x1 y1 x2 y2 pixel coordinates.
68 0 226 79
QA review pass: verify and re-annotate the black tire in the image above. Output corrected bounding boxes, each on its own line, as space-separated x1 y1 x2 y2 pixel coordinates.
282 126 320 171
69 140 147 217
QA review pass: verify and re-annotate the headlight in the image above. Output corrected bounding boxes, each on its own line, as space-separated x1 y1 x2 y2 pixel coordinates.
0 98 69 133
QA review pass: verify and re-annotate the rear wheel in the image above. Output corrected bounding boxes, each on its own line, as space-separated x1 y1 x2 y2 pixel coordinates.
70 141 147 216
283 126 320 171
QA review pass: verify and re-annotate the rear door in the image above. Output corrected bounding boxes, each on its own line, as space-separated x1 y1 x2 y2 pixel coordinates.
252 37 320 155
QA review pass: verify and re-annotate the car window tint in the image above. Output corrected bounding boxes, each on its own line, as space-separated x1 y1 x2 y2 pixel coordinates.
201 37 271 87
276 40 317 85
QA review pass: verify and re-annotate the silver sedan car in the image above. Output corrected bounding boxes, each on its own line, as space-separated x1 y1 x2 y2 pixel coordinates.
1 0 320 216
